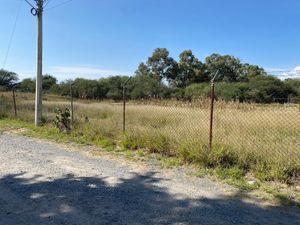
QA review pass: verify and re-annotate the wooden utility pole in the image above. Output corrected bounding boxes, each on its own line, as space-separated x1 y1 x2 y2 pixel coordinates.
35 0 43 126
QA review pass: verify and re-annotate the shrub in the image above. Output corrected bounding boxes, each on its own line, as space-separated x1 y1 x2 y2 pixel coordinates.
185 83 210 100
145 133 172 155
122 131 173 156
122 133 140 150
253 162 300 184
207 145 239 168
178 141 209 165
53 107 71 133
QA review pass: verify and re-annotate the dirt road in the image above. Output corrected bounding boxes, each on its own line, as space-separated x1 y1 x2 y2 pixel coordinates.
0 134 299 225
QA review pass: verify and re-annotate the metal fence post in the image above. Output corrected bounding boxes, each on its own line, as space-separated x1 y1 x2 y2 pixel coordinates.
12 88 17 117
209 71 219 151
70 83 74 128
209 82 215 151
122 77 132 133
123 85 126 133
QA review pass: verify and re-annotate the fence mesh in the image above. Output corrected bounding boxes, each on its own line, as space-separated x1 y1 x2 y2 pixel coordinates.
1 90 300 168
213 102 300 165
125 100 211 156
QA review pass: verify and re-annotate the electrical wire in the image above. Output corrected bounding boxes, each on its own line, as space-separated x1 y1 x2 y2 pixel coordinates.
24 0 35 9
44 0 73 11
2 0 23 69
43 0 52 8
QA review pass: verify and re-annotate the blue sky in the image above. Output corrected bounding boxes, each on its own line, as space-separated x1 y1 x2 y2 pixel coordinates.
0 0 300 81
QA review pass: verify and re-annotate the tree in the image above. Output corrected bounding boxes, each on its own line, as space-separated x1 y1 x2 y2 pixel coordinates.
57 80 73 96
284 78 300 97
106 76 130 101
205 54 242 82
246 76 295 103
176 50 206 87
215 82 250 102
71 78 106 99
0 69 18 88
135 63 150 77
19 75 58 93
43 74 57 91
19 78 35 92
184 83 211 100
147 48 178 82
239 64 266 81
130 75 168 99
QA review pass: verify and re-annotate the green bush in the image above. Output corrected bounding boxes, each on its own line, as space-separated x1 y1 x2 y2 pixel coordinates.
178 141 209 165
207 145 239 168
215 82 250 102
122 131 173 156
184 83 210 100
122 132 140 150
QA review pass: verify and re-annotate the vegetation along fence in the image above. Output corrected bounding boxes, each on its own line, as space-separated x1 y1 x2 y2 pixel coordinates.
1 87 300 183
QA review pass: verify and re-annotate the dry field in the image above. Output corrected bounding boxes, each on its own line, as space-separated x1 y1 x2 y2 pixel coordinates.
1 92 300 181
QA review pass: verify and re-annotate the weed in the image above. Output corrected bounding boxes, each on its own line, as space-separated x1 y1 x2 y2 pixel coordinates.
215 167 244 180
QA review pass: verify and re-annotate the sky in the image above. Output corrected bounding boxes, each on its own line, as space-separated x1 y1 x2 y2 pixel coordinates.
0 0 300 81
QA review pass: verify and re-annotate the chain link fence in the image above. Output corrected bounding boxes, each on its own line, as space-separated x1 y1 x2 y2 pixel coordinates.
0 92 16 118
1 88 300 176
124 98 300 166
213 101 300 165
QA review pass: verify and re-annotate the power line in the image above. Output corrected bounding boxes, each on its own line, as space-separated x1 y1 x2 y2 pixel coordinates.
45 0 73 11
43 0 52 8
24 0 35 9
2 0 23 69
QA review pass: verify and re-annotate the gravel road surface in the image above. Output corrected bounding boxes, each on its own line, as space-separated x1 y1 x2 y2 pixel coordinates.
0 134 299 225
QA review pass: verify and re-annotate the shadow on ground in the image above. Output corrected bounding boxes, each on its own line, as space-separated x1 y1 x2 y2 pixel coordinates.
0 172 299 225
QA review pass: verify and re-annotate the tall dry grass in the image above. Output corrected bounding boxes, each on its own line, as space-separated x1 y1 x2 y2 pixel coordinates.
1 91 300 182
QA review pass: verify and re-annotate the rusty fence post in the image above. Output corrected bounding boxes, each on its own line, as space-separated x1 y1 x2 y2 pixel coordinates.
209 71 219 151
123 85 126 133
209 82 215 151
70 83 74 129
12 88 17 117
122 77 132 133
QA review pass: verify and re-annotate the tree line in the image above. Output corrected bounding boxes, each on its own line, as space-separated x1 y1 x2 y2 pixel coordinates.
1 48 300 103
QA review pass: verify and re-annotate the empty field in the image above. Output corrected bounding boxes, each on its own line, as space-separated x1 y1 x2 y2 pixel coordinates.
1 92 300 182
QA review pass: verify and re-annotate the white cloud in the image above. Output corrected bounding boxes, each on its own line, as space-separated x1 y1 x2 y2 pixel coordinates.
277 66 300 80
266 66 300 80
46 65 131 81
14 65 132 82
265 68 287 73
